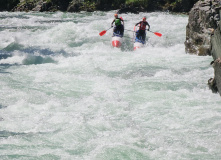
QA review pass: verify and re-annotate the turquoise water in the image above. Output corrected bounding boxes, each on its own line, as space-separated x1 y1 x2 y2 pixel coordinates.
0 11 221 160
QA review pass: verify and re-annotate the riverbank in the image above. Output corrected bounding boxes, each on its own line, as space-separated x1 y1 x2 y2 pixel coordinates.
1 0 198 13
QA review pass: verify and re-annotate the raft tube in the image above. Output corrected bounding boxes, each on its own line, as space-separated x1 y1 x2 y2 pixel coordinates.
134 41 144 50
112 36 123 48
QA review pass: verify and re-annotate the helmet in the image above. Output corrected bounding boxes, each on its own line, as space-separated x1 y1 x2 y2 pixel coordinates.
114 14 118 17
143 16 146 20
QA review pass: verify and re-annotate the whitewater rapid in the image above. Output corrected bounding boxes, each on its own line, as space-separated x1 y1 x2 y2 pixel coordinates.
0 11 221 159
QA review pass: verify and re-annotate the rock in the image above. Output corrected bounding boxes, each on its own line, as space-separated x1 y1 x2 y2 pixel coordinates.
67 1 81 12
211 18 221 60
31 1 50 12
13 1 35 12
67 0 98 12
117 7 138 14
13 0 71 12
185 0 221 96
163 0 198 12
208 77 218 93
210 15 221 96
32 5 42 11
212 58 221 96
185 0 221 56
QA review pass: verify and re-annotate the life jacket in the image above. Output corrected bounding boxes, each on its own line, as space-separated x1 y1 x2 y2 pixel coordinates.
140 21 146 30
115 18 121 26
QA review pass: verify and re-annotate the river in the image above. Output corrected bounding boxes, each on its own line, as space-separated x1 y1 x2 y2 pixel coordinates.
0 11 221 160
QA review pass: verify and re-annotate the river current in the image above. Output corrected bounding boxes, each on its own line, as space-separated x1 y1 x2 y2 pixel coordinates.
0 11 221 160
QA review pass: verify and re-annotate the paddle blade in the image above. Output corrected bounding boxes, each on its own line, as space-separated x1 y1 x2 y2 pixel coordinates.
99 30 106 36
154 32 162 37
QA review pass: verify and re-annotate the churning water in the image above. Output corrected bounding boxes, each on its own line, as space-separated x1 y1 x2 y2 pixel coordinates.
0 11 221 160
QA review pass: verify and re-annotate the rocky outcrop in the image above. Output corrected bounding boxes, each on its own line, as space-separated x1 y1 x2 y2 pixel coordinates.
14 0 52 12
67 0 82 12
13 0 71 12
185 0 221 56
209 12 221 96
163 0 198 12
8 0 198 13
185 0 221 95
117 6 139 14
211 14 221 59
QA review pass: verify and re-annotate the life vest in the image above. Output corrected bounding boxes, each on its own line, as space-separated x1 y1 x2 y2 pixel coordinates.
115 18 121 26
140 21 146 30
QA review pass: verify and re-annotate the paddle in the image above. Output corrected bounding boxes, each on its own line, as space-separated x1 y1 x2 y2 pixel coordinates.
124 29 134 32
147 30 162 37
99 26 113 36
125 28 162 37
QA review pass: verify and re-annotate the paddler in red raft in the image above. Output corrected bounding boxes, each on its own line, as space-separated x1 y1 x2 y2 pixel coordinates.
111 14 124 37
135 16 150 42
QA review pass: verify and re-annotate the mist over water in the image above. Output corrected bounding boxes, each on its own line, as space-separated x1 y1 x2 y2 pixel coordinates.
0 11 221 160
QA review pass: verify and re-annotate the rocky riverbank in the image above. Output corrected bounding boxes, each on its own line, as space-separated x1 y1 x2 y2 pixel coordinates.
1 0 198 13
184 0 221 95
185 0 221 56
209 11 221 96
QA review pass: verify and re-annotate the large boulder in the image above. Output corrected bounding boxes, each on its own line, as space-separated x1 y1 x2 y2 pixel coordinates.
185 0 221 56
13 0 35 12
13 0 53 12
211 13 221 60
67 0 82 12
13 0 72 12
31 0 51 12
209 11 221 96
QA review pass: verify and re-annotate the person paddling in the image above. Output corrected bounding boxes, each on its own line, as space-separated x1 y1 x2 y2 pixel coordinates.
111 14 124 37
135 16 150 42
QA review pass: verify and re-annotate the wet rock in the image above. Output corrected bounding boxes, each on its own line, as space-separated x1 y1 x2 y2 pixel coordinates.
117 7 138 14
13 0 70 12
208 77 218 93
211 18 221 60
67 1 82 12
185 0 221 56
210 18 221 96
212 58 221 96
32 0 45 11
185 0 221 96
13 1 35 12
67 0 97 12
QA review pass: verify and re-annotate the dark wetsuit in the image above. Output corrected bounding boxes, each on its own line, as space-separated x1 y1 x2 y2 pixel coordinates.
135 21 150 42
111 18 124 37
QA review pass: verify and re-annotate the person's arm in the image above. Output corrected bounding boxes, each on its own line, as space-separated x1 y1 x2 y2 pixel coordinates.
135 22 140 26
146 22 150 30
111 19 115 27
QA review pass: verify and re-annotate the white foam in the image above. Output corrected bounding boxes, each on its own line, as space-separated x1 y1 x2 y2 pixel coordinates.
0 11 221 160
